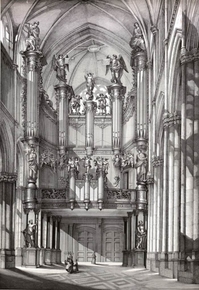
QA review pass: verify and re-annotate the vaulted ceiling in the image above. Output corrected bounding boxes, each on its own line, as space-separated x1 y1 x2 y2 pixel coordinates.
2 0 161 99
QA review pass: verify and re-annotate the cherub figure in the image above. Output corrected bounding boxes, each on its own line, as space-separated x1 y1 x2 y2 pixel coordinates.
52 54 69 83
105 54 128 85
69 95 81 114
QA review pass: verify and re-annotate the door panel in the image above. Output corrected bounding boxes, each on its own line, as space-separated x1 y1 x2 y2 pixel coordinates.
103 230 122 262
76 229 95 262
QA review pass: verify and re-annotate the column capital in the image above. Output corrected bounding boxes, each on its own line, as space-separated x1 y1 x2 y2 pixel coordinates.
20 50 44 72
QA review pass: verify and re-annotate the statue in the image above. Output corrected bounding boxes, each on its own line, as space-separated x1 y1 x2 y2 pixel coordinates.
52 54 69 83
134 150 147 182
26 147 38 181
59 152 67 170
69 95 81 115
105 54 128 85
96 94 106 115
94 157 109 174
105 94 111 115
129 22 145 53
67 157 79 174
112 154 121 167
113 176 120 187
22 220 36 247
84 73 95 98
83 155 92 173
24 21 40 51
136 221 146 249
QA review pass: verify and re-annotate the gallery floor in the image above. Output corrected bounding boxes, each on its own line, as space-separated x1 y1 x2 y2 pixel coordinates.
0 263 199 290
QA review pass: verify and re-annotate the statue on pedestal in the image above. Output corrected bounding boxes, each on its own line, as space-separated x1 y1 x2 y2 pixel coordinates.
136 221 146 249
22 220 36 247
26 147 38 181
134 150 147 182
105 54 128 85
85 73 95 98
129 22 145 53
52 54 69 83
24 21 40 51
82 155 92 173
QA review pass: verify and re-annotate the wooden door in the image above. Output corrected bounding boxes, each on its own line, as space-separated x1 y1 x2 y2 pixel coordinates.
103 230 122 262
76 230 95 262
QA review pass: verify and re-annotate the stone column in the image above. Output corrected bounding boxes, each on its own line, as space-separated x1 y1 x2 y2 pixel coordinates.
107 85 126 154
193 56 199 253
56 216 62 263
20 50 43 267
168 120 174 253
52 216 56 264
85 101 95 156
84 173 92 210
69 168 77 210
127 212 132 251
84 73 95 156
97 170 105 210
54 84 73 166
173 117 181 253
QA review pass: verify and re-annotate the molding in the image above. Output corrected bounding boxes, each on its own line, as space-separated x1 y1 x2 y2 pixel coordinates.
181 49 199 65
167 0 180 42
0 172 18 183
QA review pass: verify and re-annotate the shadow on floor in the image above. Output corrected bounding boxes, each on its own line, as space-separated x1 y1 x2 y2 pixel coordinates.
0 265 98 290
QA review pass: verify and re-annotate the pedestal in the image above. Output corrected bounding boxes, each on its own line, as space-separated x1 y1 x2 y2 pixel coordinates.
52 249 57 264
56 249 61 264
22 247 40 267
133 249 146 267
45 248 52 265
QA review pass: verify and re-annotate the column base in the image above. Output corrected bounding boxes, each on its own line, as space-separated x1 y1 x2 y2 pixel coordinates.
39 248 45 266
56 249 61 264
44 248 52 265
0 249 15 268
22 247 40 268
52 249 57 264
15 248 23 267
146 251 199 283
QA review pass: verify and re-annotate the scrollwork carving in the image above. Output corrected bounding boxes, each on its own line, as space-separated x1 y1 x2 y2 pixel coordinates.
42 189 66 199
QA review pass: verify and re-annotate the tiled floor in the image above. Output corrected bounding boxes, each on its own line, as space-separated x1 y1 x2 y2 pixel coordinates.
0 263 199 290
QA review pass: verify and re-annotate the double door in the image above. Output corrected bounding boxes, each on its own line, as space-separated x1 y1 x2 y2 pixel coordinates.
76 230 95 262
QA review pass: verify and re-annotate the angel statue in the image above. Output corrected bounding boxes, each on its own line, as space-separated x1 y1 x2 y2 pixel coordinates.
84 73 95 99
105 54 128 85
52 54 69 83
24 21 40 51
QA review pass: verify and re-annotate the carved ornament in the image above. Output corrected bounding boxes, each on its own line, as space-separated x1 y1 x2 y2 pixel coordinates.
40 149 57 172
0 172 18 183
42 189 66 199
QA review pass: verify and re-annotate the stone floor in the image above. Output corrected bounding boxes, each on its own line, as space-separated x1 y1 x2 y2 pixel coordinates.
0 263 199 290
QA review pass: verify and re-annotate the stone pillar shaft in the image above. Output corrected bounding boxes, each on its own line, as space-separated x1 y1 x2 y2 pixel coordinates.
168 125 174 252
69 169 76 203
162 125 169 252
193 58 199 251
173 123 180 252
85 101 95 155
107 85 125 154
54 85 70 149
